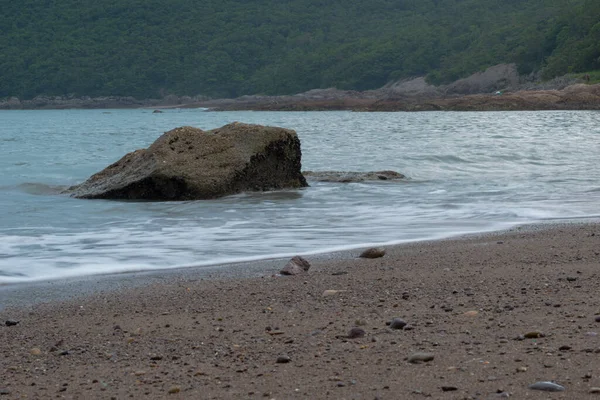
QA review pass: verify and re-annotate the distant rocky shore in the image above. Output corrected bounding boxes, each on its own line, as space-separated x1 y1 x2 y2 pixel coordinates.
3 64 599 111
0 94 209 110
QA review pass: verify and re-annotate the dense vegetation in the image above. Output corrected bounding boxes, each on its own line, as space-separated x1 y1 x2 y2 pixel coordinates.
1 0 599 99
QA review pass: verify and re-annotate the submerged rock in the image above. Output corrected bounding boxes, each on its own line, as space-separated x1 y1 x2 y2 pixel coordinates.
66 123 308 200
303 170 405 183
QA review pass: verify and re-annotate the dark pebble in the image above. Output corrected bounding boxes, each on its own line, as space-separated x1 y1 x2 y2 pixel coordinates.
389 318 407 330
595 316 600 323
150 355 163 361
0 388 10 395
5 320 19 327
441 386 458 392
559 345 572 351
528 381 565 392
524 331 545 339
347 327 366 339
276 355 291 364
59 350 70 356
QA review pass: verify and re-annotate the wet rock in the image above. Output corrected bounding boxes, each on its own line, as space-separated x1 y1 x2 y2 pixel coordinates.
303 170 405 183
280 256 311 276
276 355 291 364
408 352 435 364
152 110 164 113
389 318 407 330
347 327 366 339
528 381 565 392
5 320 19 327
359 247 386 259
595 316 600 323
66 123 308 201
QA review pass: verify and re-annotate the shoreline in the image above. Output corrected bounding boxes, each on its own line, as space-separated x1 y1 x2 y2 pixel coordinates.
2 83 600 112
0 219 560 310
0 218 594 311
2 220 600 398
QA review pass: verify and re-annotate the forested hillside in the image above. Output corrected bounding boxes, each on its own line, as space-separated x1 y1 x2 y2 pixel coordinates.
1 0 599 99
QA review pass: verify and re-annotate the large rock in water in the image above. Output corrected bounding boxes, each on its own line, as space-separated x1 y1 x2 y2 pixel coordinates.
67 122 308 200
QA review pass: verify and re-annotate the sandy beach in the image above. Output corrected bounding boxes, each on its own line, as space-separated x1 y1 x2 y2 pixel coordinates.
2 221 600 399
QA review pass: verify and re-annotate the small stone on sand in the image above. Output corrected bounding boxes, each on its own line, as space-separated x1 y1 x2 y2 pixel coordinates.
528 381 565 392
359 247 386 259
408 352 435 364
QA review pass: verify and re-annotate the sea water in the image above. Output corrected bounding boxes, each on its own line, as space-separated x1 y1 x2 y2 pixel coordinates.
1 109 599 283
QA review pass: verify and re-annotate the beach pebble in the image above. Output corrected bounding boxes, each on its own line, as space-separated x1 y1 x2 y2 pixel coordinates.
464 310 479 317
359 247 386 259
276 355 291 364
590 387 600 394
528 381 565 392
0 388 11 395
347 327 366 339
5 320 19 327
524 331 545 339
389 318 407 330
408 352 435 364
595 316 600 323
168 386 180 394
280 256 311 276
322 290 343 297
441 386 458 392
29 348 41 356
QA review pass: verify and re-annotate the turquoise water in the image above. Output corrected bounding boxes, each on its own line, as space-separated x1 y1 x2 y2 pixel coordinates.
1 109 600 283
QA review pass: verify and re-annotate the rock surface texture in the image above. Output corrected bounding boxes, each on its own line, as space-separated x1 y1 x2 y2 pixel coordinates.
67 123 308 200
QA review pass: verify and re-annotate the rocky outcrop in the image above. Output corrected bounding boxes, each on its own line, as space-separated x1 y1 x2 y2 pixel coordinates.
444 64 520 95
303 170 405 183
66 123 308 201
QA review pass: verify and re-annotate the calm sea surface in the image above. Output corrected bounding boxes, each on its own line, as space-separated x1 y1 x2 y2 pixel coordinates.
1 109 599 283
